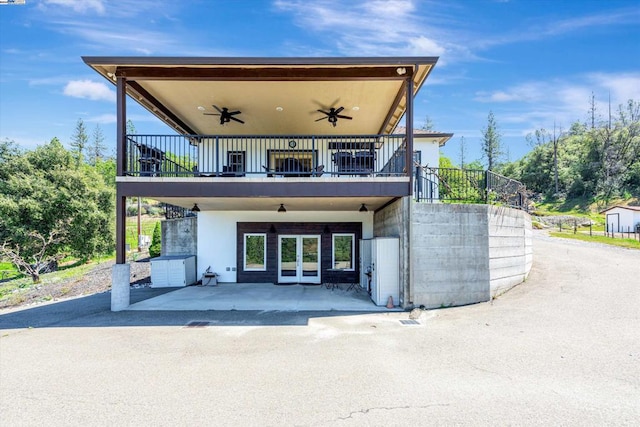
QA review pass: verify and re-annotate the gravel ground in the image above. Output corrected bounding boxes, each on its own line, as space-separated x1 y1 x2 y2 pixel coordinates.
0 257 150 309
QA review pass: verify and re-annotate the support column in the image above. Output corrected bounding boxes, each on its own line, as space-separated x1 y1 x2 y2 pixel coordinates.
111 263 130 311
405 74 414 192
112 73 130 311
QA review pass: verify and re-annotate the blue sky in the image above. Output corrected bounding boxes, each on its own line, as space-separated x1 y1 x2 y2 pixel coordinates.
1 0 639 164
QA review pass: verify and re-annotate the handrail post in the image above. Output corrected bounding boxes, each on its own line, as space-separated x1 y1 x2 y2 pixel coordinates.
215 136 219 176
312 136 316 176
484 170 490 203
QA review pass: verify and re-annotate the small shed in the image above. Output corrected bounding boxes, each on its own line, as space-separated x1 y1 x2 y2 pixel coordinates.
600 206 640 232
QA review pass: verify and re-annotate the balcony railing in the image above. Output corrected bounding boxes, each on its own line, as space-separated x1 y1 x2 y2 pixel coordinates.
414 166 529 211
125 134 407 178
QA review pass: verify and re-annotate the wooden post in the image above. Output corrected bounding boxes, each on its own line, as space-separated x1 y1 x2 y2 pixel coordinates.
405 74 414 193
115 74 127 264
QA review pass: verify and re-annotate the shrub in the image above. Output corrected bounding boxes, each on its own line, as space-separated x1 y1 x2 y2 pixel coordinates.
148 222 161 258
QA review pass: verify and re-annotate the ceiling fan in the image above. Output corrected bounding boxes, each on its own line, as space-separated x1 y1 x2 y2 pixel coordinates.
204 105 244 125
315 106 352 127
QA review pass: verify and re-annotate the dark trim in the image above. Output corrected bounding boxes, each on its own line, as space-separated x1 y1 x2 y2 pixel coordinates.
83 56 439 67
374 197 401 214
406 74 414 192
236 222 362 284
379 79 407 134
115 192 126 264
116 66 413 81
127 81 197 135
116 180 410 198
116 76 126 176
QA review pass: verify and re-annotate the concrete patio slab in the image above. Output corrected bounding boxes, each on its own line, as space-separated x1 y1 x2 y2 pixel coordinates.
128 282 399 311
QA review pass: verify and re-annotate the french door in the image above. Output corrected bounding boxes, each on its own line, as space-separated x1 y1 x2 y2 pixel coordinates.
278 235 321 283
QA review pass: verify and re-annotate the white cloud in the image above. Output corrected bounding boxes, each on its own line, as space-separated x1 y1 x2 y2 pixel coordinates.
274 0 461 63
472 72 640 133
587 73 640 104
63 80 115 102
42 0 106 14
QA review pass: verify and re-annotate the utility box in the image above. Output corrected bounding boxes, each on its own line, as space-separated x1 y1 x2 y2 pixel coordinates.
150 255 196 287
360 238 400 306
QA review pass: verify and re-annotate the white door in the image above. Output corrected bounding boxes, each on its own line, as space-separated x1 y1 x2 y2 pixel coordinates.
278 235 321 283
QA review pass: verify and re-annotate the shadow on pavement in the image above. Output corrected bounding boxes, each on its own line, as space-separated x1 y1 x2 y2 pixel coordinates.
0 288 382 330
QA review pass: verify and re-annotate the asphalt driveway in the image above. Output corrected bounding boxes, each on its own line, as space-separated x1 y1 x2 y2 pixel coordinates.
1 231 638 426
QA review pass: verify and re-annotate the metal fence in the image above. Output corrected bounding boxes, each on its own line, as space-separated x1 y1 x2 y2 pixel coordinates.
163 203 196 220
414 166 529 211
125 134 407 178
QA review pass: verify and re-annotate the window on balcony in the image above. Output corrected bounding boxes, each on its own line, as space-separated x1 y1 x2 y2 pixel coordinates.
227 151 246 174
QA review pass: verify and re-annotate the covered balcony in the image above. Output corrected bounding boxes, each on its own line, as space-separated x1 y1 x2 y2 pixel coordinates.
126 133 408 178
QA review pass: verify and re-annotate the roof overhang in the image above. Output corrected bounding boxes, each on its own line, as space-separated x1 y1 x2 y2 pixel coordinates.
600 205 640 214
82 56 438 136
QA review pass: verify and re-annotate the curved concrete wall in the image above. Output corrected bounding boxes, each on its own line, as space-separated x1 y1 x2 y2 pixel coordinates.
406 202 532 309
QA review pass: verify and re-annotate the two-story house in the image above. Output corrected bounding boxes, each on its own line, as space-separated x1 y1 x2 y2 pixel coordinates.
84 56 532 312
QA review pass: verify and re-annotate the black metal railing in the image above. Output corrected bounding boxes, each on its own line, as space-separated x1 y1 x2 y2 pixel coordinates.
125 134 407 178
414 166 529 211
163 203 196 220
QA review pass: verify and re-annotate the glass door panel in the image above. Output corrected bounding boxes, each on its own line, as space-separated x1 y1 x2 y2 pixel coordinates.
278 235 321 283
279 236 298 281
302 237 319 278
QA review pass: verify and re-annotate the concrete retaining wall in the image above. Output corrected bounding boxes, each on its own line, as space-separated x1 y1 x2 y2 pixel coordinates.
161 216 197 257
488 205 533 297
409 203 532 309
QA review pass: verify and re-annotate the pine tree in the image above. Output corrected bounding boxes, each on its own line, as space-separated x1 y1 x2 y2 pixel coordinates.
70 118 88 166
89 124 107 165
421 115 435 131
481 111 503 171
459 136 466 168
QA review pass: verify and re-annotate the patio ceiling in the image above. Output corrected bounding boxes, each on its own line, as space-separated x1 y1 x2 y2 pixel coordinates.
83 57 438 136
156 196 395 212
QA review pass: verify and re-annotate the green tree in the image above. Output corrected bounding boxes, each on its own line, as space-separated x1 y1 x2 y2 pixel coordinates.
70 118 89 166
421 115 435 131
481 111 503 171
458 136 467 168
89 123 107 165
0 138 114 280
149 222 162 258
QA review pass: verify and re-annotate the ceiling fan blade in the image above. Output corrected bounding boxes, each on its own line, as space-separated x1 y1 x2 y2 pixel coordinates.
230 116 245 124
315 116 329 122
212 105 223 113
228 111 241 115
203 113 221 116
317 109 330 115
335 106 344 114
336 114 353 120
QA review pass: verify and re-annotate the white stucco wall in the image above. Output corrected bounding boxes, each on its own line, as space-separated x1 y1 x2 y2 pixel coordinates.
414 138 440 169
197 210 374 282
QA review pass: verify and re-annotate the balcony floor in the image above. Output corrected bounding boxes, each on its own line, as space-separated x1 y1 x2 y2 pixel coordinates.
116 176 410 209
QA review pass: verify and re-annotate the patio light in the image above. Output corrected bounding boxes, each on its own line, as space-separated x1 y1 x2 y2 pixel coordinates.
278 204 287 213
191 203 201 212
359 203 368 212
